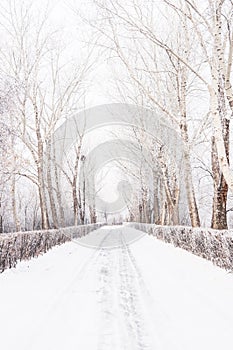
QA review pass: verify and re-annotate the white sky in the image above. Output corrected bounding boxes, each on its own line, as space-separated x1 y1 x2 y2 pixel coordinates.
45 0 115 107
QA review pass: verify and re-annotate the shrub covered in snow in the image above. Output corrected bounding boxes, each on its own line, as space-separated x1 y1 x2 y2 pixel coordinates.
0 223 104 272
125 223 233 270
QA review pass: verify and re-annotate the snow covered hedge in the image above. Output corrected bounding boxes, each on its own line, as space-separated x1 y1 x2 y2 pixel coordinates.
0 223 104 273
125 223 233 271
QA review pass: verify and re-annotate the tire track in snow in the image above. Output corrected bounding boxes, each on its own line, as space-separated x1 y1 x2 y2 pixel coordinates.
25 229 113 350
96 229 159 349
96 245 118 350
26 226 178 349
120 231 184 350
118 231 153 350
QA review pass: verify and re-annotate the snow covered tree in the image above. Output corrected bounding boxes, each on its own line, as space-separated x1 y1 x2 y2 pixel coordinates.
90 0 233 228
0 1 92 230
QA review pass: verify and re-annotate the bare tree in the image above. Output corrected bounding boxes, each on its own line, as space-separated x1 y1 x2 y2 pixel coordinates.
0 1 92 230
91 0 233 228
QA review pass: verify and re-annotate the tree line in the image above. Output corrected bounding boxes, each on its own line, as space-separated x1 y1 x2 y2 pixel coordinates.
0 0 233 231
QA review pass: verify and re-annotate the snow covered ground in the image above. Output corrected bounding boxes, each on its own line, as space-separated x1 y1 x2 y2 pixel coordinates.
1 225 233 350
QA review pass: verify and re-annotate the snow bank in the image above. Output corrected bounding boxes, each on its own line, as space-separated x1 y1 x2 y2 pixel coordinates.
0 223 104 272
125 222 233 270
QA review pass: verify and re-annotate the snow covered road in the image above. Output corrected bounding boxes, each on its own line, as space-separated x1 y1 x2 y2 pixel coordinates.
1 225 233 350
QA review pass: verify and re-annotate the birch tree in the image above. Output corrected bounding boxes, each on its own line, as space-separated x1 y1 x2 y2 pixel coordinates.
0 1 92 229
162 0 233 228
91 0 233 228
91 0 201 226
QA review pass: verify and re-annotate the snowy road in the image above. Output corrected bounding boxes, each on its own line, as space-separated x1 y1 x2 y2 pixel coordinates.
1 225 233 350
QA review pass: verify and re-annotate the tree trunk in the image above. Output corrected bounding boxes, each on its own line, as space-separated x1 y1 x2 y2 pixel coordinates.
210 4 230 229
34 97 48 230
73 184 79 225
46 139 58 229
182 148 200 227
179 66 200 227
11 173 21 232
211 136 228 229
89 205 97 223
209 2 233 193
52 140 65 227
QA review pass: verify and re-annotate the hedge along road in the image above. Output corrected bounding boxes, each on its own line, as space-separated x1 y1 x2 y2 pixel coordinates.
1 225 233 350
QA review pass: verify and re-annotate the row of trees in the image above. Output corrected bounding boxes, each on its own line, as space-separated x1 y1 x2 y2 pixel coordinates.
1 0 233 231
0 1 96 232
90 0 233 229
